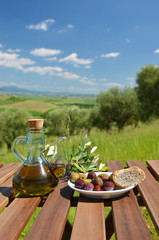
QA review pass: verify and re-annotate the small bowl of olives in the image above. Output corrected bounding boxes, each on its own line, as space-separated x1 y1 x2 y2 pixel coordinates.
68 171 136 199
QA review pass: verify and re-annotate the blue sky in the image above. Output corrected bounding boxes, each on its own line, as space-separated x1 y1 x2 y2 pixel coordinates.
0 0 159 94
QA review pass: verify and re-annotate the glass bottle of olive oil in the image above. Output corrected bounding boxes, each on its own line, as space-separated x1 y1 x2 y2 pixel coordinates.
13 119 58 197
49 136 66 179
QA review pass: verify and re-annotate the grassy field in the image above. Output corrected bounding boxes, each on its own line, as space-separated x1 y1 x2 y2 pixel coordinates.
0 95 96 115
0 95 159 239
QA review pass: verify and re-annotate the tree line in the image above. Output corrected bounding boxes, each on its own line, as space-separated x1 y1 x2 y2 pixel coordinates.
0 64 159 150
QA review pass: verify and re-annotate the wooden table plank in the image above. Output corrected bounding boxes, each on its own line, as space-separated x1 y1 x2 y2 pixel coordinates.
0 197 41 240
146 160 159 180
107 161 152 240
0 176 15 211
26 178 73 240
71 196 106 240
0 162 22 184
127 160 159 234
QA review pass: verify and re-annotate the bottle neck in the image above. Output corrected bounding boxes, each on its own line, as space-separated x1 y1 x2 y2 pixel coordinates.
25 154 48 165
26 128 46 164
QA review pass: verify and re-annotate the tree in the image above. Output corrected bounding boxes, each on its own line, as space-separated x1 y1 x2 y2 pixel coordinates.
136 65 159 121
67 106 91 135
0 109 32 150
46 106 92 137
94 87 139 131
46 108 69 136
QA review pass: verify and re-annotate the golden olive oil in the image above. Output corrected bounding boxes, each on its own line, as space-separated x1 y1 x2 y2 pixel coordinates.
13 163 58 197
49 163 65 179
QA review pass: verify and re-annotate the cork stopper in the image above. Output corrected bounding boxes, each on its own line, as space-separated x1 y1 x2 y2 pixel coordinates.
28 119 44 129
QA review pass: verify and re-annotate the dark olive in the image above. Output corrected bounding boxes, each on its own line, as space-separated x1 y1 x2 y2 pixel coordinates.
102 181 115 191
84 182 94 191
87 172 96 179
92 176 103 187
75 179 85 189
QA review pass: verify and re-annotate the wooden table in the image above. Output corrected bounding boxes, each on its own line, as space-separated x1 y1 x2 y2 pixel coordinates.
0 160 159 240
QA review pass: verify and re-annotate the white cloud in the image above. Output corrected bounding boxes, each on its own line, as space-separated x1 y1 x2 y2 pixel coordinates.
26 19 55 31
45 57 57 62
0 51 35 69
101 52 120 58
80 77 122 88
7 48 21 53
58 24 74 33
67 24 74 29
59 53 93 67
126 38 131 44
0 49 80 81
80 77 98 86
99 78 108 82
81 80 98 85
0 81 40 89
0 81 14 86
84 65 91 69
21 66 62 75
30 48 61 57
0 43 3 48
21 65 80 80
103 82 123 87
127 77 135 81
154 49 159 54
56 85 98 94
57 71 80 79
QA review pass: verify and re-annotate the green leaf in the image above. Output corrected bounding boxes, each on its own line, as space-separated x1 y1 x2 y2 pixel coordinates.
67 135 103 173
84 146 91 153
64 151 69 161
99 166 108 171
72 167 78 172
87 164 96 169
72 146 76 157
87 168 97 171
83 135 87 146
76 150 83 158
80 164 85 170
73 163 85 172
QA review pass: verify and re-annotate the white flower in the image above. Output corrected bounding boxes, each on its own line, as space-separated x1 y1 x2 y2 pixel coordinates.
85 141 91 146
92 155 100 164
99 163 105 170
47 145 55 156
90 146 97 154
45 144 50 149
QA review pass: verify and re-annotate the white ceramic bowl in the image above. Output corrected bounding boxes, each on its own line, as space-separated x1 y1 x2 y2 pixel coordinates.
68 172 136 199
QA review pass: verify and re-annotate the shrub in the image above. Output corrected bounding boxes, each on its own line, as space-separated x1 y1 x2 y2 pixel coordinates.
46 108 69 136
0 109 32 150
46 106 92 137
67 107 91 135
94 87 139 131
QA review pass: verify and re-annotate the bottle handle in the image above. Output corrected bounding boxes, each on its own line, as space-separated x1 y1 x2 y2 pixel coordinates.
51 136 67 163
13 136 27 163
